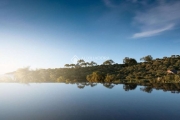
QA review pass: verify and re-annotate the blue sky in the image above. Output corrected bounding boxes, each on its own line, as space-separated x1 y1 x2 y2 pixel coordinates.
0 0 180 74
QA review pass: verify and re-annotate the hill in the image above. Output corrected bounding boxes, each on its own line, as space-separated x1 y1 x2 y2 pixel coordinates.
10 55 180 83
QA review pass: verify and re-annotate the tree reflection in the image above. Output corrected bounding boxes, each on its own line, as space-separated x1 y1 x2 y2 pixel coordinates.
89 83 97 87
123 84 137 91
139 83 180 93
2 75 180 94
140 86 153 93
77 85 85 89
103 83 115 89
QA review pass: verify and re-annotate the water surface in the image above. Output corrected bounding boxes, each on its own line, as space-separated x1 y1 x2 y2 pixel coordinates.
0 83 179 120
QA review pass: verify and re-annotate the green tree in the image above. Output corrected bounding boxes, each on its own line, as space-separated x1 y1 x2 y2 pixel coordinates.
104 74 115 82
103 59 114 65
86 62 90 67
140 55 153 62
64 64 70 68
90 61 97 66
80 62 87 67
77 59 85 64
69 64 75 68
171 55 176 58
123 57 137 66
77 59 85 67
86 71 105 82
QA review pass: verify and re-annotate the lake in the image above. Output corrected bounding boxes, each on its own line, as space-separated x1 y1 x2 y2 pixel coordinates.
0 83 180 120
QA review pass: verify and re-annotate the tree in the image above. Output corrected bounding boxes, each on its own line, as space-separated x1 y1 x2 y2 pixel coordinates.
123 57 137 66
64 64 70 68
57 76 65 82
86 62 90 67
69 64 75 68
103 59 114 65
163 56 167 59
77 59 85 67
176 55 180 58
90 61 97 66
104 74 115 82
77 59 85 64
80 62 87 67
140 55 153 62
86 71 105 82
171 55 176 58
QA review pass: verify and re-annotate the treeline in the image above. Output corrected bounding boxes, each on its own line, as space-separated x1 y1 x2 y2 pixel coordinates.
76 82 180 93
12 55 180 83
139 83 180 93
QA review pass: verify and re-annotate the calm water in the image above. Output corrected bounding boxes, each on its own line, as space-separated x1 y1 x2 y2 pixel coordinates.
0 83 180 120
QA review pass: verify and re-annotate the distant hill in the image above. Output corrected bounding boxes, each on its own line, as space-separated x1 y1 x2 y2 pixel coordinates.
5 55 180 83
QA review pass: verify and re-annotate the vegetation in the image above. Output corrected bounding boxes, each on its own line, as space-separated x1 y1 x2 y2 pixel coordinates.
123 57 137 66
77 82 180 93
140 55 153 62
2 55 180 84
103 59 114 65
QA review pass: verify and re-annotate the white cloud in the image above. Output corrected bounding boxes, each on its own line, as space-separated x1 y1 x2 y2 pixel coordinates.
132 1 180 38
132 24 174 38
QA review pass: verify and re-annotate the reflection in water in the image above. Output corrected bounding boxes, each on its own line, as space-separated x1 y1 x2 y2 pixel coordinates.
1 83 180 120
75 82 180 93
1 74 180 93
103 83 115 89
140 86 153 93
90 83 97 87
140 83 180 93
77 85 85 89
77 83 97 89
123 84 137 91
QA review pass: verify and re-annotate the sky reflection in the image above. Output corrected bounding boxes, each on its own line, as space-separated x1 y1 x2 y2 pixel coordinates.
0 83 180 119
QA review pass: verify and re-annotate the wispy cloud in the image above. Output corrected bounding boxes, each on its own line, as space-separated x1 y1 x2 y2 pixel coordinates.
102 0 117 8
132 1 180 38
132 24 174 38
